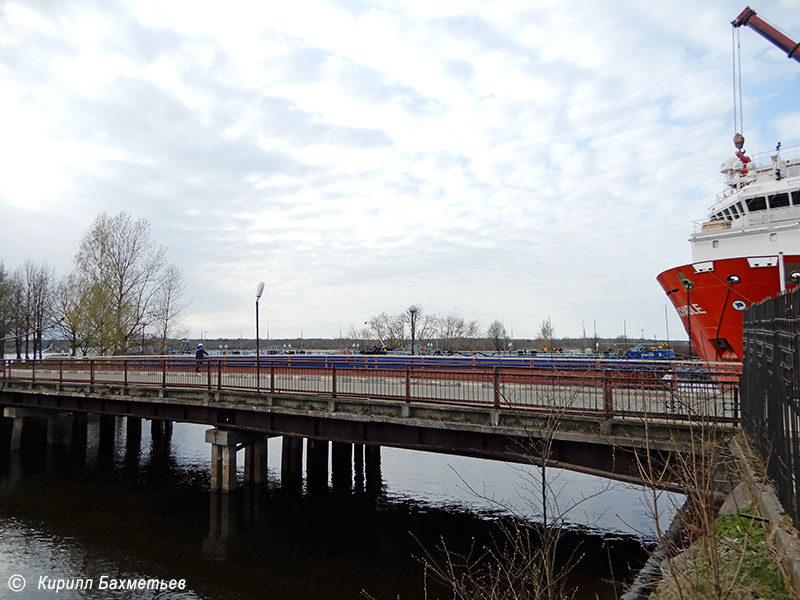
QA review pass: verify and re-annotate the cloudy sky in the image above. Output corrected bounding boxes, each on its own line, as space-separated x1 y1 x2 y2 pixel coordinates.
2 0 799 342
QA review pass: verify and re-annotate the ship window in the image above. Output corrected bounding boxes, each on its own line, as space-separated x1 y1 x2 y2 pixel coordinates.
736 201 745 214
746 196 767 212
770 193 790 208
722 208 732 220
712 240 719 248
793 190 800 205
770 233 778 241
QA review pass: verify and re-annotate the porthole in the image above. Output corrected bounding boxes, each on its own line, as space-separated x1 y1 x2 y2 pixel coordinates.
727 274 741 285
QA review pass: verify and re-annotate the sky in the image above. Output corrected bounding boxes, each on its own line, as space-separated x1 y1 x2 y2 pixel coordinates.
2 1 800 343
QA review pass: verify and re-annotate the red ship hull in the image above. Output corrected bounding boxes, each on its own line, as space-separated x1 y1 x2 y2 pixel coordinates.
657 255 800 362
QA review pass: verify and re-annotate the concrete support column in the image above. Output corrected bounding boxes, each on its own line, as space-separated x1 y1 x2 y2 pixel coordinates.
126 417 142 442
46 414 70 445
206 429 267 493
354 443 365 493
281 436 303 492
306 439 329 492
221 445 237 493
365 444 382 494
10 417 24 452
244 438 268 485
71 412 88 445
331 441 353 492
203 492 238 560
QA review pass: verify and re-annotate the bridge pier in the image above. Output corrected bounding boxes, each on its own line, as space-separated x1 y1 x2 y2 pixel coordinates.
331 441 352 492
307 439 329 491
203 492 238 560
206 429 270 492
365 444 382 494
281 436 304 490
4 407 48 451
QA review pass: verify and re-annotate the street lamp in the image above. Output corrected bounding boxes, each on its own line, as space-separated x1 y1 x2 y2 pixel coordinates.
408 305 418 356
256 281 265 391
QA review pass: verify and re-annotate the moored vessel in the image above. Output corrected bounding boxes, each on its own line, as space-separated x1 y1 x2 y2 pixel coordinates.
657 140 800 362
658 7 800 363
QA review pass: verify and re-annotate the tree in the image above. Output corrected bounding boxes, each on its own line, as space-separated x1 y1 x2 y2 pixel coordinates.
539 317 555 351
0 263 13 358
439 313 480 352
69 212 184 355
486 319 508 353
150 264 190 354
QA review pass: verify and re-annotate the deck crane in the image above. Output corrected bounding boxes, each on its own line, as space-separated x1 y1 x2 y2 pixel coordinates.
732 7 800 63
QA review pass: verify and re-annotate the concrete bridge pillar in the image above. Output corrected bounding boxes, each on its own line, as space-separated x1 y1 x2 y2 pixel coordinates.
365 444 382 494
71 412 88 445
354 443 365 493
306 439 329 491
281 436 304 490
46 414 71 445
244 438 268 485
206 429 270 493
331 441 352 492
4 407 46 452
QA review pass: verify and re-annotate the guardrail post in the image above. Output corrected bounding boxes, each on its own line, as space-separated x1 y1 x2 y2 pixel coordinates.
207 361 212 390
162 359 167 388
123 360 128 386
405 365 411 401
90 360 95 385
59 360 64 384
493 367 500 408
32 359 36 383
270 362 275 393
332 364 337 397
603 372 613 414
217 360 222 390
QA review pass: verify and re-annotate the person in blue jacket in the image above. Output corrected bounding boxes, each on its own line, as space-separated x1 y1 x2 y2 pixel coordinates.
195 344 209 372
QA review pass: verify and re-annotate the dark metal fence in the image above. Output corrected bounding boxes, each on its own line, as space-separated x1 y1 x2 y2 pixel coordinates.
742 288 800 529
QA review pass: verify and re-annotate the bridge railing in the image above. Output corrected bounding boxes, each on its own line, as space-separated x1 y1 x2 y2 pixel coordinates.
0 356 740 423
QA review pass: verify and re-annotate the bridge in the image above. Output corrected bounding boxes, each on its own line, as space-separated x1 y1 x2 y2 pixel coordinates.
0 356 740 493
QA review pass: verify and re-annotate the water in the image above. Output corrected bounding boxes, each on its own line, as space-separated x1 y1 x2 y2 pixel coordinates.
0 417 674 599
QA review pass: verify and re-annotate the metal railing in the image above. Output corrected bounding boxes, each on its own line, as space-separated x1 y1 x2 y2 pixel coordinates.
742 288 800 528
0 356 740 423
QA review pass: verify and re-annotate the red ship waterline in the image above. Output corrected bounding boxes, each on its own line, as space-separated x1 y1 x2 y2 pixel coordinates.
657 140 800 363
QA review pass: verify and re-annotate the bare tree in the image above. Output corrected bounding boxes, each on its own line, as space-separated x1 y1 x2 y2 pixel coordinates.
439 313 480 352
486 319 508 353
539 317 555 352
0 262 13 358
149 264 190 354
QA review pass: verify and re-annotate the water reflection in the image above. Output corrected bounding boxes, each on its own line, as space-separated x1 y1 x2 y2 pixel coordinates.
0 417 656 599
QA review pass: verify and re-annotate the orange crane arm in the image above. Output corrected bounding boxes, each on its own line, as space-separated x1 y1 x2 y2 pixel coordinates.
732 7 800 63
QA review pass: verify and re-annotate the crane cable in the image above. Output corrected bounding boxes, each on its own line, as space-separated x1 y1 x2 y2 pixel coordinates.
731 26 745 137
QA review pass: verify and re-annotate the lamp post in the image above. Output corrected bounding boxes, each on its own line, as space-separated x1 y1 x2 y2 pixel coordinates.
256 281 265 391
408 305 418 356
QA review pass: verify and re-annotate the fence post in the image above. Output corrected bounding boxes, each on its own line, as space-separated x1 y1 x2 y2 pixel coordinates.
59 360 63 385
405 365 411 402
32 359 36 383
332 364 337 398
217 360 222 390
603 372 613 415
162 359 167 388
123 360 128 386
270 362 275 393
90 360 95 385
493 367 500 408
207 361 212 390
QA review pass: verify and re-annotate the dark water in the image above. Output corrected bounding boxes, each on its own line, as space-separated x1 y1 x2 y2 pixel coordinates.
0 417 669 599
